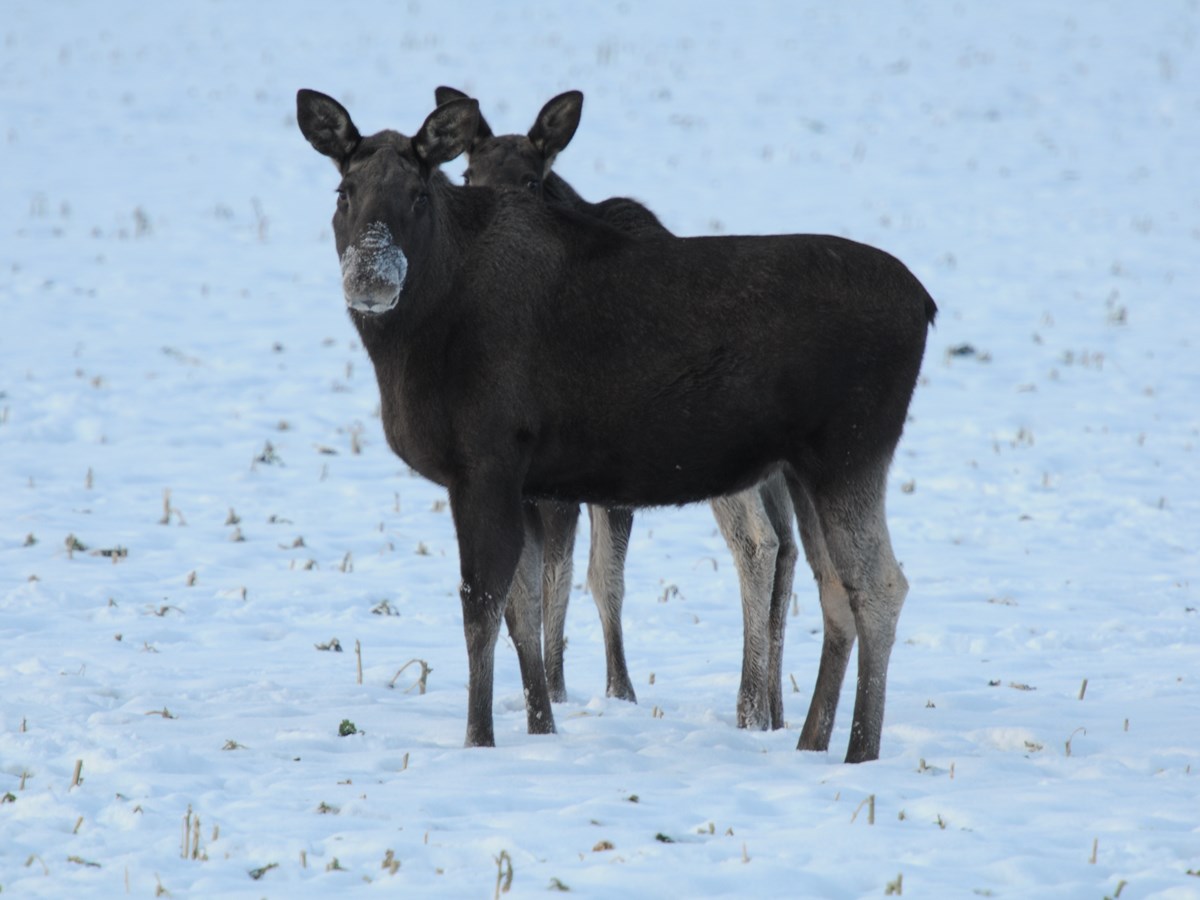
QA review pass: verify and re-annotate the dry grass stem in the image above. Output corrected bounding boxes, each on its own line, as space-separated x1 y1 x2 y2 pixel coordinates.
248 862 279 880
850 794 875 824
1066 727 1086 757
25 854 49 875
181 807 192 859
159 488 186 525
494 850 514 898
390 658 433 694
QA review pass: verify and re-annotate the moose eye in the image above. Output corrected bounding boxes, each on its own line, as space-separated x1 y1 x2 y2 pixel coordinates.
525 178 540 193
413 192 430 211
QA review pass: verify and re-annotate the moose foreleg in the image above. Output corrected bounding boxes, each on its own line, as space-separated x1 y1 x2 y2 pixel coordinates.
452 478 535 747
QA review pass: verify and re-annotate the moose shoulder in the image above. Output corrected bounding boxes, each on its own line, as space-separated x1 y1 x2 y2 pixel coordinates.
297 88 936 762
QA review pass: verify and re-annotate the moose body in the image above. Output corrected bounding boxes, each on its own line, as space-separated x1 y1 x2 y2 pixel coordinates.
437 85 800 729
389 227 917 505
297 89 936 762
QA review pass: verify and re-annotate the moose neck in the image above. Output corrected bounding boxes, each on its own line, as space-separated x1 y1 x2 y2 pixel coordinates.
543 171 586 209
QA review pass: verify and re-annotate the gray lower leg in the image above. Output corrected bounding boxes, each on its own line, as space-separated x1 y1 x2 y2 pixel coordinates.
539 502 579 703
812 473 907 764
713 488 778 731
461 593 502 748
784 473 858 753
503 504 555 735
846 552 906 763
798 588 855 752
587 506 636 702
758 471 798 730
451 477 527 748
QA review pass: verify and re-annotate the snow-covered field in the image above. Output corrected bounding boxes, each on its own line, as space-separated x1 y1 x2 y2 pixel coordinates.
3 1 1198 896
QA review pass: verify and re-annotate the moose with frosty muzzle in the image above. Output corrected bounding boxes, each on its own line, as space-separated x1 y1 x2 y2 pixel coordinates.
296 88 936 762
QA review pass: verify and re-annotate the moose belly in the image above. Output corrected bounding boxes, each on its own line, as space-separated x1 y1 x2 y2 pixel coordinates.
524 412 784 508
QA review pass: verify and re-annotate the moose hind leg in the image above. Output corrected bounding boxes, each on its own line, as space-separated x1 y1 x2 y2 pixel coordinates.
811 467 908 764
587 506 637 702
712 489 778 731
758 471 798 730
503 503 556 735
540 502 580 703
788 476 857 753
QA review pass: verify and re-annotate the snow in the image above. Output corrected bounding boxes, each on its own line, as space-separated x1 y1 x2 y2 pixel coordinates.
2 0 1198 897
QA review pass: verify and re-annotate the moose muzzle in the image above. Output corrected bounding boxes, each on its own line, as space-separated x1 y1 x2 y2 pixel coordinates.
340 222 408 314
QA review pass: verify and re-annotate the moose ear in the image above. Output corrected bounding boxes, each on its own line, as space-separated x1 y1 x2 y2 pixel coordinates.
434 85 468 106
413 98 480 168
435 86 494 142
528 90 583 169
297 89 361 166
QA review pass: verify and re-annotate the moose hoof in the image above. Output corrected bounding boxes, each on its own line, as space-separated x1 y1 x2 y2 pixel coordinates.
527 711 557 736
607 681 637 704
464 725 496 748
737 713 771 732
737 699 771 731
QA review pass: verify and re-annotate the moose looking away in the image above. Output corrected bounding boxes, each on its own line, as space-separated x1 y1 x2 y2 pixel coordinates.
434 84 802 734
296 88 937 763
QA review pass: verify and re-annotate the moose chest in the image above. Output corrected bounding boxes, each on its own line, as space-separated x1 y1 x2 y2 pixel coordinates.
364 319 532 489
358 332 455 486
